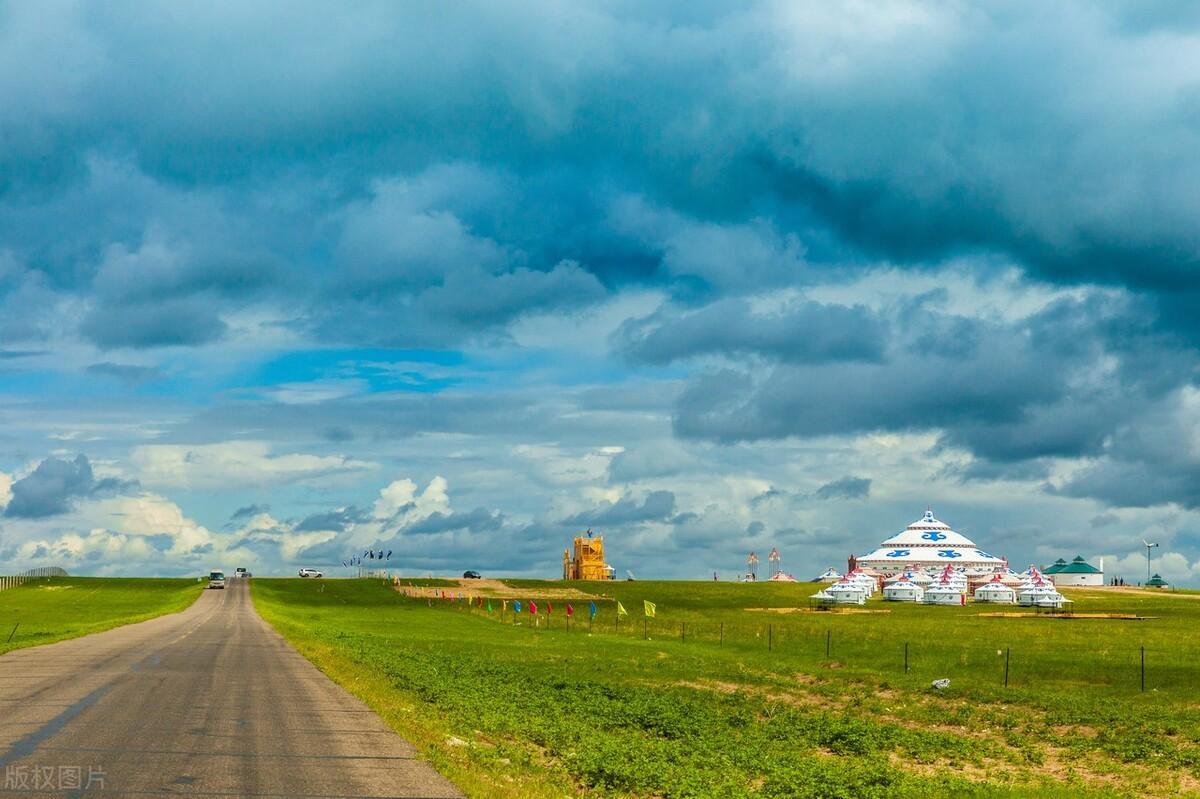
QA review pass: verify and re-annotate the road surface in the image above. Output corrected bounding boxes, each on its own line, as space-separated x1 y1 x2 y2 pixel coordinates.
0 579 463 798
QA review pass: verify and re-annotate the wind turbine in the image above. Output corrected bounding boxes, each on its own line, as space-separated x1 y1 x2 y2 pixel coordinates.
1143 539 1159 581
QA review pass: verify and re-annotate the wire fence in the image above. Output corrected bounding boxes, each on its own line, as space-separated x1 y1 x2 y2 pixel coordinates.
393 585 1187 695
0 567 69 593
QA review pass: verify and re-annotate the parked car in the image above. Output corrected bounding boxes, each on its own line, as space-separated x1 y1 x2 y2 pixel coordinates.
463 570 482 579
298 567 323 578
208 570 226 589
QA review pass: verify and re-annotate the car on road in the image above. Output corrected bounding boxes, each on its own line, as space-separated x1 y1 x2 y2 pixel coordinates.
298 568 323 578
235 567 249 579
208 570 226 589
463 570 482 579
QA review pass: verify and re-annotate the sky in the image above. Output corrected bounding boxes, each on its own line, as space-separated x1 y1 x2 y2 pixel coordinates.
2 1 1199 583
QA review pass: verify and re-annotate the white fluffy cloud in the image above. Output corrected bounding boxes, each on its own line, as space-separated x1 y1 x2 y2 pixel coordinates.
130 441 376 489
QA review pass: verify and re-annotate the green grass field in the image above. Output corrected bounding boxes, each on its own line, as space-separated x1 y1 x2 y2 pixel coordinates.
252 578 1200 798
0 576 204 655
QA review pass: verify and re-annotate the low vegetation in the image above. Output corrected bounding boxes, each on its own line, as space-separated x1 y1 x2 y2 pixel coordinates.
253 578 1200 798
0 576 204 655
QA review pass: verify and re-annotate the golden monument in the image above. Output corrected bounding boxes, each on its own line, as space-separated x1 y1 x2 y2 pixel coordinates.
563 529 615 580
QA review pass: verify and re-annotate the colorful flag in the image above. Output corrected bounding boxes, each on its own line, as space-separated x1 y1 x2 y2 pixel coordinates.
547 602 553 615
502 599 509 612
644 600 656 618
616 601 628 617
589 601 597 619
566 604 574 618
487 600 493 613
514 600 522 614
530 601 538 615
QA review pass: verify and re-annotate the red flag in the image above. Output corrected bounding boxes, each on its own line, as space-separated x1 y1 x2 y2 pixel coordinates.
547 602 554 615
530 600 538 615
566 603 574 617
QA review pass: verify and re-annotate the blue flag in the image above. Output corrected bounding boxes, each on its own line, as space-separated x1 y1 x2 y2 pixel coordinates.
514 600 522 614
589 601 597 618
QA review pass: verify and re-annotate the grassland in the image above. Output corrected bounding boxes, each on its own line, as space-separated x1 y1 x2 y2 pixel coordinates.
0 576 204 655
253 578 1200 798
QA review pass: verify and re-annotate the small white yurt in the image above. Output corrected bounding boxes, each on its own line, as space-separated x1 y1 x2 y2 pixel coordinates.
815 568 842 583
908 570 934 586
769 572 797 582
882 576 924 602
974 574 1017 604
924 581 964 605
825 580 868 605
1017 581 1068 609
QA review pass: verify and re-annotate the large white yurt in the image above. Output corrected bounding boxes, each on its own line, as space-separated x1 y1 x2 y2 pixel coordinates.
882 576 924 602
974 574 1017 604
856 509 1007 576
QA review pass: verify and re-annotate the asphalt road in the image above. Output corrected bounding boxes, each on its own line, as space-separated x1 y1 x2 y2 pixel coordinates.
0 579 464 798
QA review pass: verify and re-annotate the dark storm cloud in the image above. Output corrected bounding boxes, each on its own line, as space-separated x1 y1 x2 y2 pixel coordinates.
814 477 871 501
293 506 370 533
3 454 136 518
2 3 1200 353
672 294 1180 463
615 299 886 365
229 504 270 522
560 490 676 527
403 508 506 535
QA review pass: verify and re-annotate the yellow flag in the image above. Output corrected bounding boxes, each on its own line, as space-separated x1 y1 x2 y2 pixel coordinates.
644 600 656 618
616 601 628 617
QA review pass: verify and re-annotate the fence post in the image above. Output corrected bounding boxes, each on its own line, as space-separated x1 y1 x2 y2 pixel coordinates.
825 629 831 659
1004 648 1010 687
6 623 18 643
1141 646 1145 692
644 618 649 640
768 624 773 652
681 622 685 642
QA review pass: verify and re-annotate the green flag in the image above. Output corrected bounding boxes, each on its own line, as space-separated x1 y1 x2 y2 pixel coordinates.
487 599 493 613
643 600 656 618
616 601 628 617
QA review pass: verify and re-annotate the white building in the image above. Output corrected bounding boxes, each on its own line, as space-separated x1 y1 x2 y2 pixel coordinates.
1046 555 1104 587
856 509 1007 575
1017 580 1069 609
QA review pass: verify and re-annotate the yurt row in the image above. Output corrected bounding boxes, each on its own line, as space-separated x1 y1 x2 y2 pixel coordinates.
811 566 1070 608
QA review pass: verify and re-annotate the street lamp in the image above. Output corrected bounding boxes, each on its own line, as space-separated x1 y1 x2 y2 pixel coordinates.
1142 539 1159 581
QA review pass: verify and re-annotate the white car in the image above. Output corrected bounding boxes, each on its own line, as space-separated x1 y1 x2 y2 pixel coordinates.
208 570 226 589
298 568 323 578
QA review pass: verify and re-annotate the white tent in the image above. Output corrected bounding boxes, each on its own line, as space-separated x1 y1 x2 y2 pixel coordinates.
1017 580 1069 608
882 578 924 602
824 580 868 605
814 568 841 583
974 575 1017 604
923 581 964 605
768 572 797 582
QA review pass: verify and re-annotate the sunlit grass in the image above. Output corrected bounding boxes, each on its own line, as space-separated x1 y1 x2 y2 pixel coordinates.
0 576 204 655
253 578 1200 798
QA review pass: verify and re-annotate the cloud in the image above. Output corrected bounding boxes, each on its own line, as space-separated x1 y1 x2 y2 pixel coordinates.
560 490 676 527
3 454 135 519
814 476 871 501
86 362 165 384
130 442 376 489
615 298 886 366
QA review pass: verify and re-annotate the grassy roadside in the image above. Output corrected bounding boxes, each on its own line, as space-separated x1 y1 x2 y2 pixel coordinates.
0 576 204 656
253 578 1200 798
